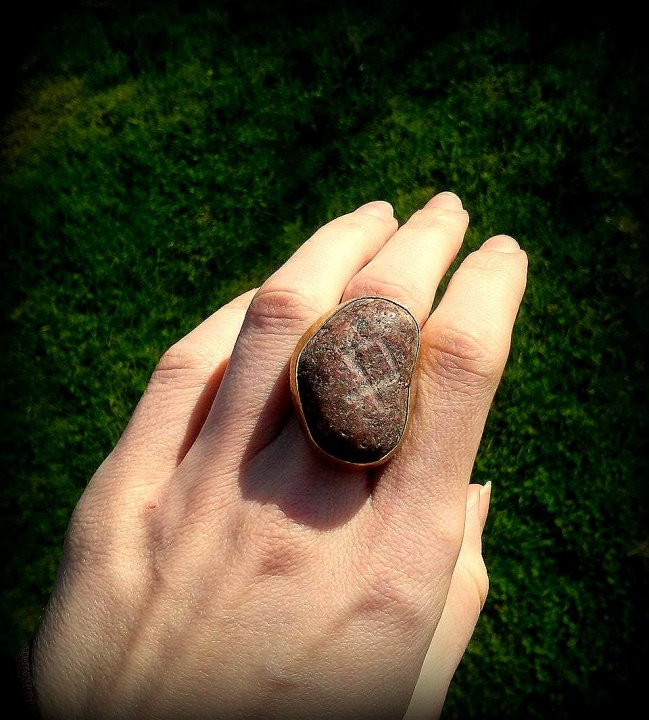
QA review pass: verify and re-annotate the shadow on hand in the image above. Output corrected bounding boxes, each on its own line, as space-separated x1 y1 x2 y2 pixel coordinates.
238 361 377 531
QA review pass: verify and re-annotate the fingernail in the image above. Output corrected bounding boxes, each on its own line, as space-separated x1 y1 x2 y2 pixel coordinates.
481 235 521 253
355 200 394 220
424 191 464 211
479 481 492 531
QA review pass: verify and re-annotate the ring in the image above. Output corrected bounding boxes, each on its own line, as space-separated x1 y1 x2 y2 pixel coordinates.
290 296 420 468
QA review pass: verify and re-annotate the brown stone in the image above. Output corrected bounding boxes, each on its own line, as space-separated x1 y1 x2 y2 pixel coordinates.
290 297 420 467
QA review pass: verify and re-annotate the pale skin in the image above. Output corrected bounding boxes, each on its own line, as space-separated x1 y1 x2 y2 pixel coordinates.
30 191 528 719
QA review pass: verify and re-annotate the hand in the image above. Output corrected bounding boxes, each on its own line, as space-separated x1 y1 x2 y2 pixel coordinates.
30 192 528 720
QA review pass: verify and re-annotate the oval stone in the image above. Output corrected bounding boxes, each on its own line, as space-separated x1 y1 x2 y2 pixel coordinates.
290 296 420 467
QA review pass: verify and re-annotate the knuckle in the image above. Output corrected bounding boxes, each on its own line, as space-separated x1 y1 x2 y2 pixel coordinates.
474 560 490 609
334 210 397 235
245 285 319 335
458 556 490 614
407 205 469 232
346 273 422 309
151 341 212 385
422 322 506 392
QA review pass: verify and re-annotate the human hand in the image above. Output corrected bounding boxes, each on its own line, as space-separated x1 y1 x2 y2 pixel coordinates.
30 192 528 719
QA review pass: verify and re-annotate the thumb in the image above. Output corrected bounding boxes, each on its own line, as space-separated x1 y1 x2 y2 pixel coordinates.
403 482 492 720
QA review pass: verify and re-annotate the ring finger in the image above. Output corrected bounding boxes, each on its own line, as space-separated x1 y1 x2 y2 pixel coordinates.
342 192 469 325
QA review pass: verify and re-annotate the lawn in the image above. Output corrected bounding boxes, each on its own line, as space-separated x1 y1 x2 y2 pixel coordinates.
1 1 647 717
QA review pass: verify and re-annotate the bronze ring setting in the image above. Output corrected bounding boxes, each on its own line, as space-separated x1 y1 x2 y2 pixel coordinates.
290 296 420 468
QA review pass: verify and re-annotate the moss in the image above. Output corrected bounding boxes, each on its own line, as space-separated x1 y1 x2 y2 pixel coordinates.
1 1 647 716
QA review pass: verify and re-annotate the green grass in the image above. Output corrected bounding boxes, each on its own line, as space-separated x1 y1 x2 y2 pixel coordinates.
1 1 648 717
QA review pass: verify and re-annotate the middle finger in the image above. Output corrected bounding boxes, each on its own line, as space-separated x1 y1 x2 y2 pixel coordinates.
192 201 399 461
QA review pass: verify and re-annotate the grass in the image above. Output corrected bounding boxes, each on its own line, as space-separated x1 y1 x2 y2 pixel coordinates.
1 1 648 717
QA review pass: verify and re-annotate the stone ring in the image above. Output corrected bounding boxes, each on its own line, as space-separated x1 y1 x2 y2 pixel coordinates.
289 296 421 468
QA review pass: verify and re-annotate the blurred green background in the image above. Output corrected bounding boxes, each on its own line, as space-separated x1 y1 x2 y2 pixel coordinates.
1 1 648 717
